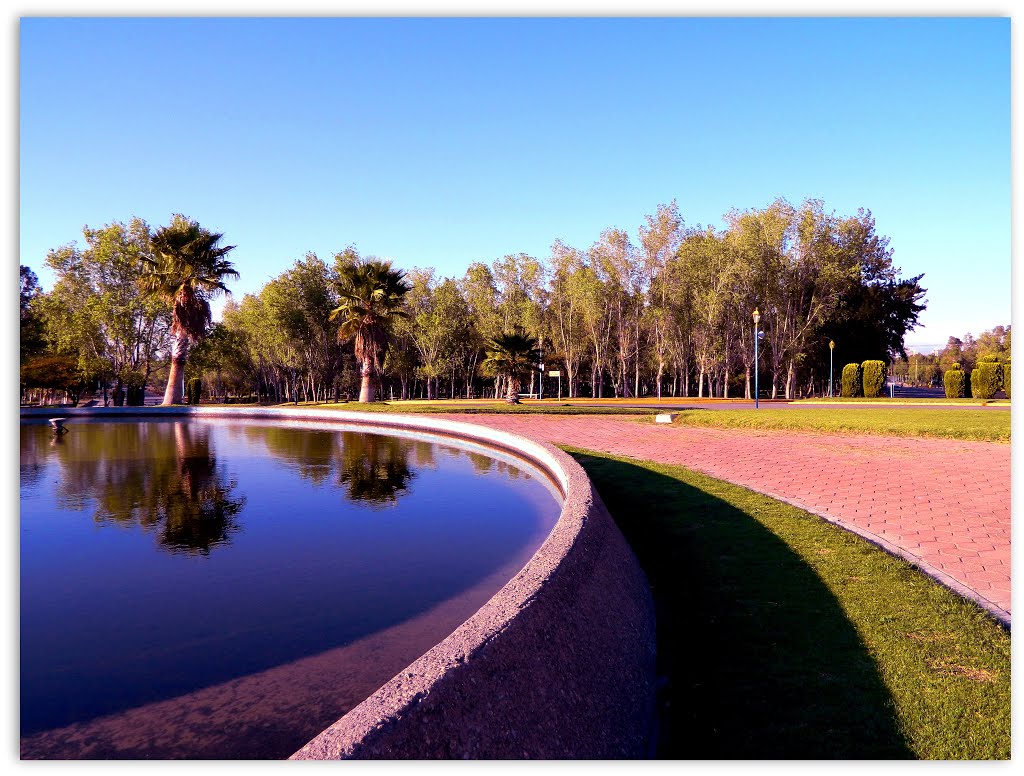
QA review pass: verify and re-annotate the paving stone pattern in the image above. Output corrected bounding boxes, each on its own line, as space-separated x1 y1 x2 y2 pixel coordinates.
438 414 1011 622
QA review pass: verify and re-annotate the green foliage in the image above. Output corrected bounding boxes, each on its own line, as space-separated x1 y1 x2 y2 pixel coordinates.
141 215 238 405
841 363 861 397
970 361 1001 401
39 197 931 405
1003 361 1010 399
142 214 239 344
944 366 966 399
186 377 203 405
36 219 168 389
20 353 90 406
861 360 886 398
330 257 411 401
481 331 541 403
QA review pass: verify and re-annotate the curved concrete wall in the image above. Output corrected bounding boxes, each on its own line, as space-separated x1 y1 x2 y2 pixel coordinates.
20 407 657 759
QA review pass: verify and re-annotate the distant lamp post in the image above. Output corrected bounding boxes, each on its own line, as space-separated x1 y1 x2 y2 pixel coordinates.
753 308 761 409
829 340 835 398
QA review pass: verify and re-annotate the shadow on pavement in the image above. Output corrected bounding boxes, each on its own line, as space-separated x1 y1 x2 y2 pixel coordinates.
571 451 913 759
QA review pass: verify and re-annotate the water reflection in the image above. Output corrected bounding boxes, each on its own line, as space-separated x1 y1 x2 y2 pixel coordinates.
20 418 561 758
337 432 414 505
21 421 243 555
242 426 417 507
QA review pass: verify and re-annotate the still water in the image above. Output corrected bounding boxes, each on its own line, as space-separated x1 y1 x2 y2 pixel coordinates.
20 418 561 759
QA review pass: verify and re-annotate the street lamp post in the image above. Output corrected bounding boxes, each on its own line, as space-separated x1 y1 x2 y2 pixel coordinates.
753 308 761 409
538 343 544 401
829 340 835 398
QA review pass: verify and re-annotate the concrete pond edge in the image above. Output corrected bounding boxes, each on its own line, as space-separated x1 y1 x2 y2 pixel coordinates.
20 406 658 759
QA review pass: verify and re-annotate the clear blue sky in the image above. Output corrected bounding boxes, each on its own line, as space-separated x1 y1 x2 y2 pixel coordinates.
19 16 1010 354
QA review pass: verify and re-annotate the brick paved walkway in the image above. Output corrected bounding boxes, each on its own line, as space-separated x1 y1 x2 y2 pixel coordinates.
438 414 1012 626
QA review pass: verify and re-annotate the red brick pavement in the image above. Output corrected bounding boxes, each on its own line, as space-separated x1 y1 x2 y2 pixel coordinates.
437 414 1012 625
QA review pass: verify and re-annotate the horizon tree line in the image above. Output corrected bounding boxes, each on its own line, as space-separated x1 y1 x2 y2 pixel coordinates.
21 198 935 405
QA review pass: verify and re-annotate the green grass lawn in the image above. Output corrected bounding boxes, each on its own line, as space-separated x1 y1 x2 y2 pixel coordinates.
566 447 1010 760
668 407 1010 442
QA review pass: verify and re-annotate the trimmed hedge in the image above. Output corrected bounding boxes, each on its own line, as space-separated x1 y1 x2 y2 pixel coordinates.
971 361 1001 400
861 360 886 398
944 366 966 399
841 363 862 397
186 377 202 405
1004 361 1011 399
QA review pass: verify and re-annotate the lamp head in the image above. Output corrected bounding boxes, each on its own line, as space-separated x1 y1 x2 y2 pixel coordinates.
752 308 760 325
829 340 835 350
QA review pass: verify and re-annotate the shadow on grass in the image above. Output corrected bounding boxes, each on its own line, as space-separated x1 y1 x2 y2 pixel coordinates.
571 450 913 760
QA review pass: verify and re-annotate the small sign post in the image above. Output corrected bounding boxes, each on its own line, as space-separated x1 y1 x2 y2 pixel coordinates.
549 371 561 400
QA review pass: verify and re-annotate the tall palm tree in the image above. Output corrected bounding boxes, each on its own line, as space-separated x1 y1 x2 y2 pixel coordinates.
141 215 238 405
330 259 411 402
481 331 541 404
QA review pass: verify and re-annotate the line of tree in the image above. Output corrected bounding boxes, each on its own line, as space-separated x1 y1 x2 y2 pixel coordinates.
891 326 1011 387
21 198 928 405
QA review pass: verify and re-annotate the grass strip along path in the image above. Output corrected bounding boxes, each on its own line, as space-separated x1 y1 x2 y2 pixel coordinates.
568 448 1009 760
668 407 1010 443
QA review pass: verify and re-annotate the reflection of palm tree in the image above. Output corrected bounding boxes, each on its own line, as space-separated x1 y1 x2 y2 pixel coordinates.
46 422 243 556
337 432 415 505
158 424 244 554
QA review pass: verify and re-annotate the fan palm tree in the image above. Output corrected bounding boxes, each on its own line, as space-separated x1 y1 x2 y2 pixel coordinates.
140 215 238 405
481 331 541 404
330 259 411 402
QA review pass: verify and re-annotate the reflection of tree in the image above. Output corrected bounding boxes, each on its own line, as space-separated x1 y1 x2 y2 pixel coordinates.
19 424 49 491
337 432 415 506
412 440 437 469
468 451 494 474
242 426 417 508
242 426 336 485
45 422 243 556
154 424 245 553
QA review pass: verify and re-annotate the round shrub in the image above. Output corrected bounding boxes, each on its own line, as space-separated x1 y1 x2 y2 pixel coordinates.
861 360 886 398
944 366 966 399
841 363 862 397
971 360 1001 400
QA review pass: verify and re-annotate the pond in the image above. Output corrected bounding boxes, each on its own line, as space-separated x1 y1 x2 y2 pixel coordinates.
19 417 561 759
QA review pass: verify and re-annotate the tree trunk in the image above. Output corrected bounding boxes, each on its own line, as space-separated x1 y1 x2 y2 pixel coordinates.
506 375 521 404
162 333 189 405
358 358 375 402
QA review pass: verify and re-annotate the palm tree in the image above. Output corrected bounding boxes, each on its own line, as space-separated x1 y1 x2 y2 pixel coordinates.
141 215 238 405
330 259 411 402
481 331 541 404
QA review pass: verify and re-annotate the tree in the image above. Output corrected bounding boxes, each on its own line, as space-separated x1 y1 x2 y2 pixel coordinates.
36 219 170 404
141 215 238 405
804 210 926 392
20 353 90 406
20 266 46 362
329 257 411 402
546 240 588 398
481 331 541 404
261 254 343 403
638 202 684 398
